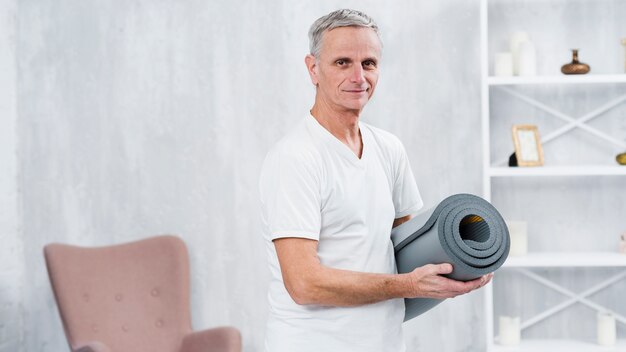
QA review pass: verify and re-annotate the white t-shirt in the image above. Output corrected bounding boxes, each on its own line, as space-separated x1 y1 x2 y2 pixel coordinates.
259 114 423 352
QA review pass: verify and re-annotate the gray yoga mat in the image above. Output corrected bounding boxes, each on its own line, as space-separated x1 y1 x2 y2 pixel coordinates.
391 193 510 321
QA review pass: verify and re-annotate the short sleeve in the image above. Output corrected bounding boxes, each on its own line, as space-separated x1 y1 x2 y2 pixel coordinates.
259 148 321 241
392 143 423 218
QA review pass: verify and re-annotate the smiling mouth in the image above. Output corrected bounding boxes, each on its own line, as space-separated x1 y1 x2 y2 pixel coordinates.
344 88 368 93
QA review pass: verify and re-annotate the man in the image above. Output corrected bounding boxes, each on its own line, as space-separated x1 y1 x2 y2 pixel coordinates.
259 9 492 352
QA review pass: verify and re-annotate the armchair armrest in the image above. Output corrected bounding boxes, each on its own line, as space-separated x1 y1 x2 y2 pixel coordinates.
73 342 111 352
180 327 241 352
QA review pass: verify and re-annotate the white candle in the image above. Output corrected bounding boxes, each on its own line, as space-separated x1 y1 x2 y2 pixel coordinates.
509 31 530 75
517 41 536 76
621 38 626 73
498 316 521 346
494 52 513 76
506 221 528 256
597 312 616 346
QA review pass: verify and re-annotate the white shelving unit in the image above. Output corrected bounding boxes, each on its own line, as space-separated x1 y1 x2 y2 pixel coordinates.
503 253 626 268
491 339 626 352
489 166 626 177
480 0 626 351
488 74 626 86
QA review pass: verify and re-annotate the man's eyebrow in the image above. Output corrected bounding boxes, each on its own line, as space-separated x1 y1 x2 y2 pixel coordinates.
330 57 379 63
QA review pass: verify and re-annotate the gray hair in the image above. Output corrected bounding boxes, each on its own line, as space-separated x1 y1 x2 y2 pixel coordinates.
308 9 381 58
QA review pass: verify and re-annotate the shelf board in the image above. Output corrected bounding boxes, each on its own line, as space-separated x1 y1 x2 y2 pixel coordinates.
488 74 626 86
492 339 626 352
489 166 626 177
503 252 626 268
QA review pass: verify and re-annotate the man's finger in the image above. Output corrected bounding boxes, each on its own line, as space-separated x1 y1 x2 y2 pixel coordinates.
461 276 484 292
433 263 453 275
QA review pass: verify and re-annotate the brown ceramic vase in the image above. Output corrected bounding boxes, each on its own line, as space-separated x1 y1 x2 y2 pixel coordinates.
561 49 590 75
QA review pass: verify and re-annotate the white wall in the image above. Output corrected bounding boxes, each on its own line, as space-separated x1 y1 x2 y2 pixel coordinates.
8 1 486 350
3 0 624 351
0 0 24 349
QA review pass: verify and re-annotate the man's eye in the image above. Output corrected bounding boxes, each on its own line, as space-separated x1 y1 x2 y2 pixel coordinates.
363 60 377 68
336 60 346 66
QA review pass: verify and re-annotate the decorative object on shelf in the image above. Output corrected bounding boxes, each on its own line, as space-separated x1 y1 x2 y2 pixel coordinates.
517 41 536 76
597 312 616 346
617 152 626 165
509 31 529 75
622 38 626 73
620 233 626 254
498 316 521 346
495 52 514 76
561 49 590 75
511 124 544 167
506 221 528 256
508 153 518 167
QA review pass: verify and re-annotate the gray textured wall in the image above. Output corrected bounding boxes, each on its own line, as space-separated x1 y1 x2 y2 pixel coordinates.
0 0 24 349
1 0 624 351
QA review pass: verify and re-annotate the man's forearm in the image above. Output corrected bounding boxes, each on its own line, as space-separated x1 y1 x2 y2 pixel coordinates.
276 234 490 307
289 264 414 306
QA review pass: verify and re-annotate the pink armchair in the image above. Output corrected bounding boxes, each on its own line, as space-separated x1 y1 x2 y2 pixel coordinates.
44 235 241 352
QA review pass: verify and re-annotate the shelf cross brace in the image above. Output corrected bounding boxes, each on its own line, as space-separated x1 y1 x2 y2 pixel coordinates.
514 268 626 331
493 87 626 166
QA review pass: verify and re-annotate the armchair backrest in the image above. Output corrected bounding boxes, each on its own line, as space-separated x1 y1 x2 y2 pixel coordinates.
44 235 193 352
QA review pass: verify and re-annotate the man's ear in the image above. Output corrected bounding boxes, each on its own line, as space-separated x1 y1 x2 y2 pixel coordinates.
304 54 319 86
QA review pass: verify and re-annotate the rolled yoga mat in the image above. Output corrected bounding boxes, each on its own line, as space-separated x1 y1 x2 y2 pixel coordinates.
391 193 510 321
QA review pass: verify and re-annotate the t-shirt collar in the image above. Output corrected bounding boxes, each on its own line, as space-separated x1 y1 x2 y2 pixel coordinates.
306 113 368 165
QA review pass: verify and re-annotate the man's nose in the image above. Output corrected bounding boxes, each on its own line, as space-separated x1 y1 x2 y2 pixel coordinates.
350 65 365 83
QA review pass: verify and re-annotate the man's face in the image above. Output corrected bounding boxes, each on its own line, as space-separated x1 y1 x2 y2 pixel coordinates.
307 26 381 113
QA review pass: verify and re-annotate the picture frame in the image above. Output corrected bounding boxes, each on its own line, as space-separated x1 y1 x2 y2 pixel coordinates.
511 124 544 167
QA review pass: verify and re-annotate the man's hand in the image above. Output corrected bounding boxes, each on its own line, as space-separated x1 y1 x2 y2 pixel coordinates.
405 263 493 299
